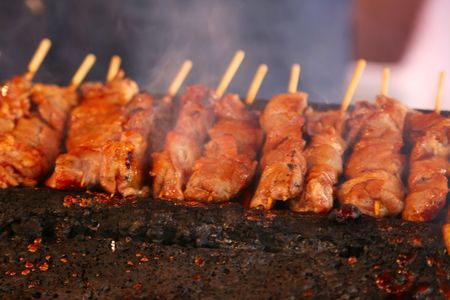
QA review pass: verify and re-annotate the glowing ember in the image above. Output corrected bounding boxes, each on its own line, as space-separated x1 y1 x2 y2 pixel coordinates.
347 256 358 266
375 270 414 294
27 237 42 253
38 262 49 271
133 282 143 290
21 269 30 276
194 256 204 267
60 257 68 263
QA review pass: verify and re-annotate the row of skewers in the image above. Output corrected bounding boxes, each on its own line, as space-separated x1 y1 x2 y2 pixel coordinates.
1 39 449 251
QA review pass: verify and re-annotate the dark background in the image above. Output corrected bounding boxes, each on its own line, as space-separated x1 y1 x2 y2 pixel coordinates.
0 0 352 103
0 0 426 103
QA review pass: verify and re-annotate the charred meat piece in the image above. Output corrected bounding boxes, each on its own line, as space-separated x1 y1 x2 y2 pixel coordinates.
0 76 32 134
338 96 409 217
290 109 347 213
150 85 216 200
47 76 153 197
0 83 77 188
402 113 450 221
250 92 308 209
184 94 262 202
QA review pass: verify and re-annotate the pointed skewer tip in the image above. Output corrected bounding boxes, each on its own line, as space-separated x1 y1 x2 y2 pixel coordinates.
70 54 97 88
106 55 122 82
167 59 193 97
435 70 446 114
380 66 390 97
245 64 268 105
288 64 301 93
216 50 246 98
340 59 367 112
25 38 52 81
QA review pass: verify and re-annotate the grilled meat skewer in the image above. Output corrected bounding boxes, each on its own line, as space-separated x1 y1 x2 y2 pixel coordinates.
289 109 347 213
289 60 365 213
338 96 409 217
151 51 245 201
47 73 153 196
402 71 449 222
150 85 216 200
402 112 450 221
0 75 33 134
0 39 52 134
184 94 262 202
150 60 193 154
250 92 308 209
0 82 78 187
0 49 90 188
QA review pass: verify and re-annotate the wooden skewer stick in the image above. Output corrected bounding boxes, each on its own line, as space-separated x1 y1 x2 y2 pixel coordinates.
288 64 301 93
216 50 245 98
380 66 390 96
245 64 268 105
25 38 52 81
267 197 274 210
106 55 122 82
70 54 97 88
435 71 445 114
374 66 390 217
340 59 367 112
167 60 193 97
374 200 381 218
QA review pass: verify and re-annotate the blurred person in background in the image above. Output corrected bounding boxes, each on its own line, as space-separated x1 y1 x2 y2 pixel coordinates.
355 0 450 110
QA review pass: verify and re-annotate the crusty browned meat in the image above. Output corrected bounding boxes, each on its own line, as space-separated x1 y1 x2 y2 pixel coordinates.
150 85 216 200
405 111 445 144
338 96 409 217
0 83 77 188
0 76 32 134
47 76 153 196
184 94 262 202
184 136 257 202
250 92 308 209
402 113 449 221
339 170 406 216
290 109 347 213
150 96 174 153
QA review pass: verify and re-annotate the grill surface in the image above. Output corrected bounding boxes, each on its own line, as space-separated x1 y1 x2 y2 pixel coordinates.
0 187 449 299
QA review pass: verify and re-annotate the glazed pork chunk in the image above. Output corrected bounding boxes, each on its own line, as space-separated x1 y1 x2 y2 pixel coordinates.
290 109 347 213
184 94 262 202
250 92 308 209
47 74 153 196
0 78 77 187
150 85 216 200
338 96 409 217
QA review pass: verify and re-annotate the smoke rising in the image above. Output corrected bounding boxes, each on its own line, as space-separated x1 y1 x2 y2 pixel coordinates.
0 0 351 102
143 0 352 102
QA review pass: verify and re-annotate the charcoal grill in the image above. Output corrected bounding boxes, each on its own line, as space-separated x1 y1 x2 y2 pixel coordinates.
0 102 449 299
